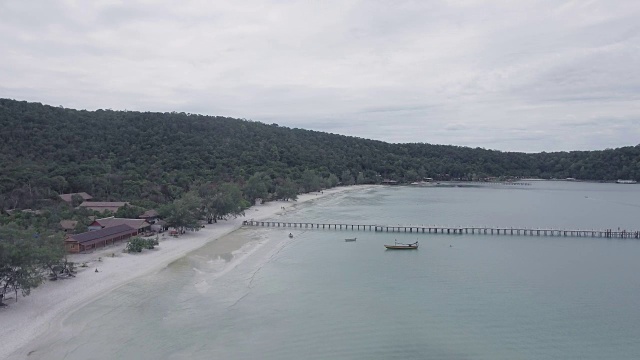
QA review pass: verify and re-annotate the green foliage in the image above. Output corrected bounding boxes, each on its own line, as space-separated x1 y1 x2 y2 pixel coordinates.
199 182 248 223
125 236 159 253
115 204 145 219
301 169 323 192
70 194 84 207
275 179 299 201
160 192 202 232
0 98 639 213
340 169 355 186
48 258 76 281
0 225 65 303
244 172 270 204
326 173 340 188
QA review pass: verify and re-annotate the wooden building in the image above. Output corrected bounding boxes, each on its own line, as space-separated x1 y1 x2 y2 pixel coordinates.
138 209 167 232
139 209 159 222
150 220 168 233
88 217 151 233
65 224 137 253
59 220 78 233
78 201 129 213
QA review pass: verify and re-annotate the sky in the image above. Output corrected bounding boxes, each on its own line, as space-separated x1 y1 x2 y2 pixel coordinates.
1 0 639 153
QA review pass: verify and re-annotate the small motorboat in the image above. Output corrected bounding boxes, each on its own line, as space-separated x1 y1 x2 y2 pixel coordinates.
384 241 418 250
288 233 293 238
345 238 357 242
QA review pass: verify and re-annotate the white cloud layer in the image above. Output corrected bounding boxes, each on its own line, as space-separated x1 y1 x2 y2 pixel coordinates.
1 0 639 152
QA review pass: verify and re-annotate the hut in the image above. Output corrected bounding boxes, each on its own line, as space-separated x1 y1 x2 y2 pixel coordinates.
59 220 78 233
151 220 168 233
139 209 160 222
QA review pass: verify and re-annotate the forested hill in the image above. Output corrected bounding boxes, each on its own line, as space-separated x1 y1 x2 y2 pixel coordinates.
1 98 639 208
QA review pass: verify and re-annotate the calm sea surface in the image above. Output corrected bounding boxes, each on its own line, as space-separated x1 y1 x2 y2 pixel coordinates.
23 182 640 359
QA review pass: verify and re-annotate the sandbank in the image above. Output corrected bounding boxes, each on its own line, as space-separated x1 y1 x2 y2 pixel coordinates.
0 185 371 359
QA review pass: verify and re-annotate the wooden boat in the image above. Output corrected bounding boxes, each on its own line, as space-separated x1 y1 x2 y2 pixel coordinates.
345 238 357 242
384 241 418 250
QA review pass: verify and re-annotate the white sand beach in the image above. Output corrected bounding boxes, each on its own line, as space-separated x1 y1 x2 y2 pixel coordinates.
0 186 366 359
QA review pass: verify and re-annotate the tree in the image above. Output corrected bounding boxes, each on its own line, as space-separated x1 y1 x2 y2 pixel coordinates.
46 258 76 281
301 169 323 192
275 179 298 201
0 225 65 305
115 204 145 219
160 192 202 233
50 176 68 195
325 173 339 188
70 194 85 207
341 170 355 185
125 236 158 253
199 183 249 223
404 169 419 182
244 172 270 204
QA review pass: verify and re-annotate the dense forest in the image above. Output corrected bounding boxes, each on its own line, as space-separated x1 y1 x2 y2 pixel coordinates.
1 98 639 211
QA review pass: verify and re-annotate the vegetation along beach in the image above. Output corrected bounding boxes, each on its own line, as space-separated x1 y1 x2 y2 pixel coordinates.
0 187 361 358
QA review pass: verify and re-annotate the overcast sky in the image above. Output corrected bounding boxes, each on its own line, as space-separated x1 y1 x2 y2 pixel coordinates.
1 1 639 152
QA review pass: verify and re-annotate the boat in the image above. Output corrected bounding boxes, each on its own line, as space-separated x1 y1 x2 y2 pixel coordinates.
345 238 357 242
288 233 293 238
616 179 638 184
384 241 418 250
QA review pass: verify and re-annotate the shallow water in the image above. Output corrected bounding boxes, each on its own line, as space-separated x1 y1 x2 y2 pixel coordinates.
22 182 640 359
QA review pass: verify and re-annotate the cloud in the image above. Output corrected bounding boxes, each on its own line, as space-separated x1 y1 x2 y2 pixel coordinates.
1 0 639 152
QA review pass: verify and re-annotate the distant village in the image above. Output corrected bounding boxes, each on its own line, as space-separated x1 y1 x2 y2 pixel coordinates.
57 192 169 253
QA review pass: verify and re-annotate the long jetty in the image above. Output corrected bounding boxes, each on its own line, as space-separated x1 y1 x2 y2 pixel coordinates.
242 220 640 239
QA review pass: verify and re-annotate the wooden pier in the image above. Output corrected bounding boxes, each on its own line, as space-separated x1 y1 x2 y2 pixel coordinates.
242 220 640 239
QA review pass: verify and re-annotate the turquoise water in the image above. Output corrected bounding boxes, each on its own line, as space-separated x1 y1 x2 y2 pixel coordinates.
22 182 640 359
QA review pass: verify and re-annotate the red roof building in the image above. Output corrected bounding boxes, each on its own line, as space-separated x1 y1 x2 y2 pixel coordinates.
65 224 137 253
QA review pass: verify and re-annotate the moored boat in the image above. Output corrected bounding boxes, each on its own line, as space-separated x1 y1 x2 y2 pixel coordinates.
384 241 418 249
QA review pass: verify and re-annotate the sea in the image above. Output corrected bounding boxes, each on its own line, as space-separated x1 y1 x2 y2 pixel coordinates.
20 181 640 359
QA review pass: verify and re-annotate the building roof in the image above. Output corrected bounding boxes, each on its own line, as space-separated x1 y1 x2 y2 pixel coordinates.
92 217 150 230
59 192 93 203
78 202 129 212
60 220 78 230
79 201 128 208
67 224 136 245
139 209 159 219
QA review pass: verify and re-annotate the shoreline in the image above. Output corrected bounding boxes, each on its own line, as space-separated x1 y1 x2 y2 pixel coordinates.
0 185 372 359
